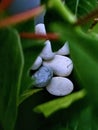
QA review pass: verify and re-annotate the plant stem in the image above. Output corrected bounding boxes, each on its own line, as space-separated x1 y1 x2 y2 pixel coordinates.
75 8 98 26
47 0 77 24
20 32 59 40
0 5 45 28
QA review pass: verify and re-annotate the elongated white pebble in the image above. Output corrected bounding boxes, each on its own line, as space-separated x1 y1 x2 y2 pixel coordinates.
46 77 74 96
35 24 54 60
40 40 55 60
35 23 46 34
43 55 73 76
56 42 70 55
31 56 42 70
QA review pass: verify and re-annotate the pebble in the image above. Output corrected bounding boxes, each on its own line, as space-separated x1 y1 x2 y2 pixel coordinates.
35 23 54 60
32 66 53 88
31 56 42 70
46 77 74 96
43 55 73 76
35 23 46 34
56 42 70 55
40 40 55 60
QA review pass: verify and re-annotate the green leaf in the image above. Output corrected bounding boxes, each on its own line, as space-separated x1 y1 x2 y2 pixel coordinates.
53 23 98 103
38 97 97 130
14 18 35 33
91 22 98 33
65 0 98 17
19 39 45 95
65 0 98 30
0 28 24 130
66 106 98 130
34 89 86 117
18 89 41 105
15 18 45 97
47 0 77 24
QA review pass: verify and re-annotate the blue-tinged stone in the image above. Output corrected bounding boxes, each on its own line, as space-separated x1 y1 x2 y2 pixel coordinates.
32 66 53 88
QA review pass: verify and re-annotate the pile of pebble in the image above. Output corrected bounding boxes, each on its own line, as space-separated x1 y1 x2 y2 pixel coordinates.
7 0 73 96
31 23 74 96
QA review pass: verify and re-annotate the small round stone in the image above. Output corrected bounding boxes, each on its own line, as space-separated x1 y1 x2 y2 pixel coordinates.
40 40 55 60
56 42 70 55
43 55 73 76
31 56 42 70
32 66 53 88
46 77 74 96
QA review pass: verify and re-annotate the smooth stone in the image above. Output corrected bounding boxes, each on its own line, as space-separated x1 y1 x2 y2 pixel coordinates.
35 23 46 34
46 77 74 96
40 40 55 60
56 42 70 55
31 56 42 70
35 24 54 60
43 55 73 76
32 66 53 88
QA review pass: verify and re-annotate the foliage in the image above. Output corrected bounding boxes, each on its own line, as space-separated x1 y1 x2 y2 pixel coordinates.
0 0 98 130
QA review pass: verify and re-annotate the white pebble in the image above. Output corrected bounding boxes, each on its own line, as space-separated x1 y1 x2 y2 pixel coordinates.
35 23 54 60
31 56 42 70
35 23 46 34
46 77 74 96
43 55 73 76
40 40 55 60
56 42 70 55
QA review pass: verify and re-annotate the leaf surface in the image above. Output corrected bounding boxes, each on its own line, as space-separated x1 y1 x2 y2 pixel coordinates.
65 0 97 17
0 28 24 130
34 90 86 116
54 23 98 103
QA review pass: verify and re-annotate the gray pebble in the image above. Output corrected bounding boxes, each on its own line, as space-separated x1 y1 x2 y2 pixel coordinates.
32 66 53 87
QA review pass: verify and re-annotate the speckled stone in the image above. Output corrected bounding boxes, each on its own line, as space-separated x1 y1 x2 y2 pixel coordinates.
32 66 53 87
46 77 74 96
43 55 73 76
31 56 42 70
56 42 70 55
